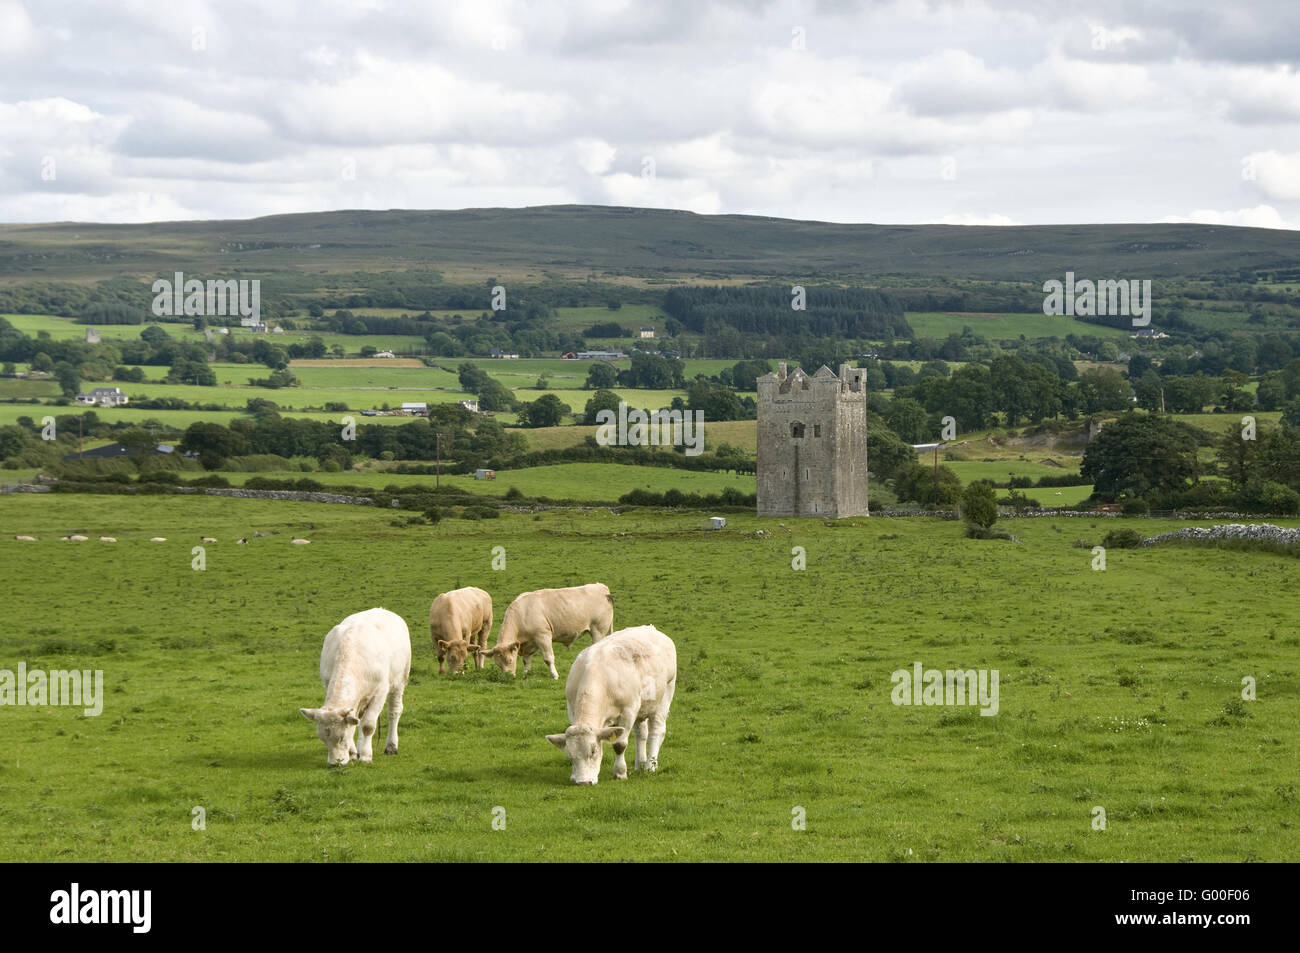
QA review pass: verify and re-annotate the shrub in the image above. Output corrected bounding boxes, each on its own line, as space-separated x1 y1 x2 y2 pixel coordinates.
1102 528 1143 549
1121 498 1150 516
961 481 998 529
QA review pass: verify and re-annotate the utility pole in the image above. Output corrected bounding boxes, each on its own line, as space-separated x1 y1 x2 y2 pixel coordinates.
933 443 940 507
435 433 441 488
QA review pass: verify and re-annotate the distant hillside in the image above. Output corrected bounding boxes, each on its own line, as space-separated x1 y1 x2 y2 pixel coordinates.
2 205 1298 285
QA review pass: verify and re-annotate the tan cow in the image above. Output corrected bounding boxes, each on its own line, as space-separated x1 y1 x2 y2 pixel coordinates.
545 625 677 785
429 586 494 674
486 583 614 678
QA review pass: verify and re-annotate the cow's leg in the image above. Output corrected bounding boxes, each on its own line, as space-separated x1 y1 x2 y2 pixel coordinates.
646 679 675 771
521 642 536 675
357 695 384 763
436 645 446 675
383 682 404 755
538 633 560 679
634 717 650 772
612 717 633 781
475 620 491 670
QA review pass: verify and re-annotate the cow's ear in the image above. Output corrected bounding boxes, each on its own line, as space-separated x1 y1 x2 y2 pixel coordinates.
597 726 628 744
344 711 360 726
545 733 567 748
300 708 319 722
437 640 449 650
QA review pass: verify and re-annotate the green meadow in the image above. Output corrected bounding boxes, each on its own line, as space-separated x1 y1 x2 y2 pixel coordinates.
220 462 755 500
0 494 1296 861
903 312 1134 341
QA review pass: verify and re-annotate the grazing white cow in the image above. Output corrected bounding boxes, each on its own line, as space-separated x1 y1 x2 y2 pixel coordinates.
99 536 116 542
201 537 217 543
150 537 167 542
68 535 89 542
300 608 410 767
14 535 36 542
291 538 311 545
429 586 493 675
487 583 614 678
545 625 677 785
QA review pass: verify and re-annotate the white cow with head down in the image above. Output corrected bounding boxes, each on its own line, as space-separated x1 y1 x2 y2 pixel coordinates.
546 625 677 785
300 607 410 766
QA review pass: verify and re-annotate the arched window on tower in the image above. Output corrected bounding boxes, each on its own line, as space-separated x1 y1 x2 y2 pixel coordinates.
790 421 805 438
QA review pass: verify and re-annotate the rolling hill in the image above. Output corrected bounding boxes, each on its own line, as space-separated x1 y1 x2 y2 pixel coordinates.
3 205 1299 285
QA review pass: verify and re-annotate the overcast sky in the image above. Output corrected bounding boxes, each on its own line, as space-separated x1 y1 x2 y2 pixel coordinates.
1 0 1298 228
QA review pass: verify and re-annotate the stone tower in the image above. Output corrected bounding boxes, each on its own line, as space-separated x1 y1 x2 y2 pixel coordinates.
756 362 869 518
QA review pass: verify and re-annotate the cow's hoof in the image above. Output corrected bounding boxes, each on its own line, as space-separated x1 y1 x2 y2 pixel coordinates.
358 755 373 764
647 760 658 772
384 743 398 755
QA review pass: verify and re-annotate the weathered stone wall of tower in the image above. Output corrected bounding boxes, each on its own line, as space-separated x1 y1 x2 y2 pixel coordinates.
756 362 868 518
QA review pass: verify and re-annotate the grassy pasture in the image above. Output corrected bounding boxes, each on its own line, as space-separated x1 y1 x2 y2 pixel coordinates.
221 462 755 500
515 419 757 454
0 494 1296 862
904 312 1134 341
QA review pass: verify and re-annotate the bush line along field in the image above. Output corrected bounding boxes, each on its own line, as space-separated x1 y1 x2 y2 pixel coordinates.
0 495 1296 862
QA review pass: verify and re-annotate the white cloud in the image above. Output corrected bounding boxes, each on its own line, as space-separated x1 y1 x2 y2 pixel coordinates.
1161 205 1300 230
1242 150 1300 201
931 212 1023 226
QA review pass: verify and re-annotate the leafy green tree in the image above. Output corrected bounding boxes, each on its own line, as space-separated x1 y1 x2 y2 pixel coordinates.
687 378 744 421
1217 423 1260 488
1261 425 1300 491
867 425 916 481
1081 413 1199 501
585 362 618 389
1256 371 1286 411
893 461 962 506
729 359 772 393
1075 368 1132 413
884 397 929 443
458 362 491 393
476 377 516 412
54 361 80 397
583 389 622 425
961 480 998 529
518 393 567 428
140 325 170 346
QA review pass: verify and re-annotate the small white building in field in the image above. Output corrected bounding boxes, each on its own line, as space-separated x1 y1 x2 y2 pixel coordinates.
400 402 428 416
639 327 655 339
374 350 396 358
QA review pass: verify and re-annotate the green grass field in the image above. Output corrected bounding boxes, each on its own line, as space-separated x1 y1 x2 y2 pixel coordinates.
222 462 755 500
0 494 1296 861
904 312 1134 341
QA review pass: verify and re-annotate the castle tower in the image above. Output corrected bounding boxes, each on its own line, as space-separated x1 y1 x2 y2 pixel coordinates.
756 362 868 518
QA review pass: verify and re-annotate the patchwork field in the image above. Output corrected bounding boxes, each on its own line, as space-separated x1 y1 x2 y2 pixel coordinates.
0 494 1296 862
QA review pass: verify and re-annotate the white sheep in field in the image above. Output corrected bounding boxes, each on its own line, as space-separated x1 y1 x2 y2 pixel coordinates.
150 537 167 542
14 535 37 542
200 536 217 543
68 535 89 542
291 539 311 545
99 536 117 542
